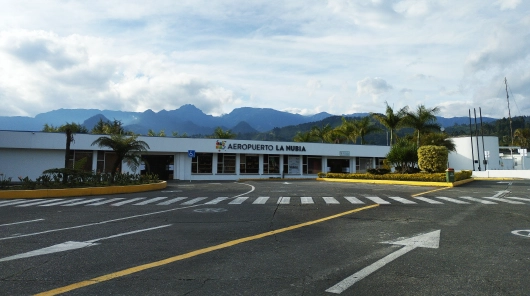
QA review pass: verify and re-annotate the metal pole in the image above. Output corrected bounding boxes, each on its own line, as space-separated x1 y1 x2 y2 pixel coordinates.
480 107 487 170
474 108 481 171
469 109 475 171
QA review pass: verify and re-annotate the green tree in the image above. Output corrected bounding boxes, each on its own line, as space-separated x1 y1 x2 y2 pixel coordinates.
91 119 127 135
420 132 456 152
211 127 236 139
293 131 316 142
386 139 418 173
335 117 359 144
91 134 150 181
310 124 333 143
371 102 408 146
402 105 441 147
354 116 382 145
147 129 166 137
514 127 530 149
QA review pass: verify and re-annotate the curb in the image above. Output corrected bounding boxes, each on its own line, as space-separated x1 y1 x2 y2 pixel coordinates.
317 178 475 187
0 181 167 199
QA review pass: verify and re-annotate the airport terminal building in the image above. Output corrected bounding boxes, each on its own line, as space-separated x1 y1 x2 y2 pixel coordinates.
0 131 390 181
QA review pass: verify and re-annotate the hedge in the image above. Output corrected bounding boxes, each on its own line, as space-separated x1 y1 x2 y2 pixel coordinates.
318 170 472 182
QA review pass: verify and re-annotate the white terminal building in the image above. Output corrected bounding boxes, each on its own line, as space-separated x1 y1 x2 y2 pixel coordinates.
0 130 390 181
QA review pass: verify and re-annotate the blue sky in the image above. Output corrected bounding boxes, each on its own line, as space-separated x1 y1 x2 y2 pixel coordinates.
0 0 529 118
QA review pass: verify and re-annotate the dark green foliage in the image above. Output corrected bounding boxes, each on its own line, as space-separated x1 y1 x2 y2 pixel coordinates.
418 145 449 173
367 168 391 175
385 140 418 173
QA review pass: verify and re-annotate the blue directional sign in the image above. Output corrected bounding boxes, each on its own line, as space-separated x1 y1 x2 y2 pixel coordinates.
188 150 196 158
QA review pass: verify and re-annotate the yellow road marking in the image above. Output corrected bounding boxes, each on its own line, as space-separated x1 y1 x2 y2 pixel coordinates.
35 204 379 296
411 187 449 197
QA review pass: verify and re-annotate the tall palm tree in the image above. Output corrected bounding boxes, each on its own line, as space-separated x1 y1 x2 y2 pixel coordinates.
91 134 150 181
371 102 408 146
354 116 382 145
310 124 333 143
211 127 236 139
335 117 359 144
402 105 441 147
293 131 316 142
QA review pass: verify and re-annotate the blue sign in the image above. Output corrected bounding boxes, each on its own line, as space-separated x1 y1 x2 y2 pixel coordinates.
188 150 196 158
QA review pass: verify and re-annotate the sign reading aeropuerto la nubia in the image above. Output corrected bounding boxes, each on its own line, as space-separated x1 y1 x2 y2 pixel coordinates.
216 140 306 152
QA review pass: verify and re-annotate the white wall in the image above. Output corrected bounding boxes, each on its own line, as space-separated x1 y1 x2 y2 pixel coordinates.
0 149 63 180
448 136 500 171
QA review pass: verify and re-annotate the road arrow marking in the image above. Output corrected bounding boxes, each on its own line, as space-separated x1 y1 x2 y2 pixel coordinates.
326 230 441 294
0 224 171 262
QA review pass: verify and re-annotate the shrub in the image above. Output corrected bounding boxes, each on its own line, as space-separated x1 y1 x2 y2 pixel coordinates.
386 139 418 173
418 145 448 173
367 168 391 175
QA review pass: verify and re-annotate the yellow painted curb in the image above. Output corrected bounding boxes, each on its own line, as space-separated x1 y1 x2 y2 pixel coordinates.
0 181 167 199
317 178 475 187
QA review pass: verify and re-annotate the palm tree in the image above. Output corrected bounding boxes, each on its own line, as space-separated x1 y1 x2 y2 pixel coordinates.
91 134 150 181
293 131 315 142
420 132 457 152
354 116 382 145
310 124 333 143
402 105 441 147
371 102 408 146
91 119 127 135
335 117 359 144
211 127 236 139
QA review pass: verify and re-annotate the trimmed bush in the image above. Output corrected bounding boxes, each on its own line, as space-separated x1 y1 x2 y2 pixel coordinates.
322 170 472 182
418 145 448 173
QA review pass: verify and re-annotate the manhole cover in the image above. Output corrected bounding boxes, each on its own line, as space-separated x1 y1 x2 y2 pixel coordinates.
194 208 227 213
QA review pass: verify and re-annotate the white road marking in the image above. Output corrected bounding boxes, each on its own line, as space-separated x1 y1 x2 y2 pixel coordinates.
364 196 390 204
253 196 269 204
323 197 340 204
157 197 187 205
62 198 106 206
111 197 146 206
326 230 441 294
40 198 85 206
301 196 314 204
133 197 168 205
481 196 525 204
0 199 22 205
204 197 228 204
0 219 44 227
435 197 470 204
0 225 172 262
86 198 125 206
344 196 364 204
229 197 249 204
414 197 443 204
0 199 44 207
16 199 63 207
278 197 290 204
387 196 416 204
458 196 497 204
505 196 530 202
181 197 208 205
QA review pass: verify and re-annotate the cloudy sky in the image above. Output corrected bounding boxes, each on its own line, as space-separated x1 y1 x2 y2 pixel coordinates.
0 0 529 119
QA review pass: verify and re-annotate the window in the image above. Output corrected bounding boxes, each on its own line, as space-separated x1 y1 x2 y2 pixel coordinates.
240 154 259 174
192 153 213 174
263 154 280 174
217 153 236 174
97 151 118 173
356 157 372 173
303 156 322 174
67 150 94 171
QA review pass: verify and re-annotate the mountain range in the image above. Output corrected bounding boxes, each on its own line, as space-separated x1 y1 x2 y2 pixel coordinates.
0 104 497 136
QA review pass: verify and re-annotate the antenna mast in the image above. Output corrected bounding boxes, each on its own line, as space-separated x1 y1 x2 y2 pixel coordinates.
505 77 514 146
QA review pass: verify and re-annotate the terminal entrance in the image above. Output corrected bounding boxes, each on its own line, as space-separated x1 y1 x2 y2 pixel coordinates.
327 158 350 173
141 155 174 180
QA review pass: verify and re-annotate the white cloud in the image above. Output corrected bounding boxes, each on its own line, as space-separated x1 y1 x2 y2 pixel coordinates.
495 0 522 10
356 77 393 96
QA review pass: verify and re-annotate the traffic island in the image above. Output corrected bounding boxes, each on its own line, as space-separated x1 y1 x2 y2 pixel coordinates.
0 181 167 199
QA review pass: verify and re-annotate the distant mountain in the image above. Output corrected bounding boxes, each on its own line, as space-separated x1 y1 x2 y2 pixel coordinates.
0 104 500 138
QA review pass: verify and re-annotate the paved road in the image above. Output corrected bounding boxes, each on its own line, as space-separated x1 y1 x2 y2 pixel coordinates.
1 180 529 295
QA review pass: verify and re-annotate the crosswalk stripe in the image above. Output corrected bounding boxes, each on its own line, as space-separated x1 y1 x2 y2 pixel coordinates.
133 197 168 205
481 196 525 204
157 197 187 205
387 196 416 204
86 198 125 206
0 199 44 207
39 198 85 207
364 196 391 204
17 199 63 207
323 197 340 204
229 197 249 204
278 197 290 204
62 198 106 206
435 196 470 204
344 196 364 204
0 199 21 205
111 197 146 206
458 196 497 204
414 196 444 204
181 197 208 205
253 196 269 204
301 196 314 204
204 197 228 205
506 196 530 202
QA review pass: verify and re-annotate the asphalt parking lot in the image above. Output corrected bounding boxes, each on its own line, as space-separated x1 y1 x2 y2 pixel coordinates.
1 180 529 295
